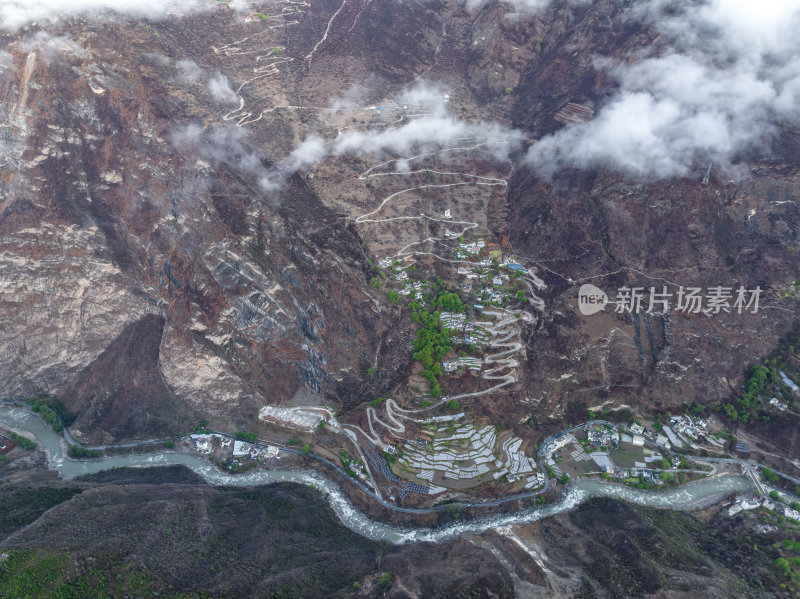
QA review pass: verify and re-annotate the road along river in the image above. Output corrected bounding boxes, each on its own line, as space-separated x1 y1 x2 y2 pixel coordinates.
0 405 754 545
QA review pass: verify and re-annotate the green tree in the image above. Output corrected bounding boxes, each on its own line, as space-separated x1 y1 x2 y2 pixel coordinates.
775 557 792 578
68 446 101 459
762 467 779 483
301 444 311 455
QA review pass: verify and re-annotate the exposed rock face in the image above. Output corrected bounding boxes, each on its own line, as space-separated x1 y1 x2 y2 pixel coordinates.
0 223 153 401
0 10 402 442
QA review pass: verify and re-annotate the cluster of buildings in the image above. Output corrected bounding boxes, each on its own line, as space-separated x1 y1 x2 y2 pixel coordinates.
188 433 281 464
0 433 16 455
455 239 485 258
660 415 721 451
440 311 467 329
769 397 789 412
439 312 489 352
780 370 800 394
625 422 647 447
442 356 482 372
627 467 664 484
587 425 619 449
592 453 679 481
189 433 230 454
728 495 763 515
439 311 489 348
233 439 279 460
397 279 423 299
501 257 528 272
542 433 574 459
621 415 723 453
726 494 800 521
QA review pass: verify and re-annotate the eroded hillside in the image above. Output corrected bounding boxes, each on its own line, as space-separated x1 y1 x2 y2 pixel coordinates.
1 0 798 464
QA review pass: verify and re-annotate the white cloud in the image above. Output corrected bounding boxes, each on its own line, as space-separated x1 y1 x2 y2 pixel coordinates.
464 0 585 15
19 32 89 62
330 114 522 159
0 0 216 30
282 135 328 174
397 81 449 114
207 73 239 105
175 59 202 84
171 124 278 192
0 50 12 70
527 0 800 178
281 81 524 175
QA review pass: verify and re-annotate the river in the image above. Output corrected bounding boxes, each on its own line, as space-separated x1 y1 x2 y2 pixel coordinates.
0 405 755 545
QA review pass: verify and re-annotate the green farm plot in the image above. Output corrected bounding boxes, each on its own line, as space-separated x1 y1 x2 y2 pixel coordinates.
560 459 596 478
609 444 646 468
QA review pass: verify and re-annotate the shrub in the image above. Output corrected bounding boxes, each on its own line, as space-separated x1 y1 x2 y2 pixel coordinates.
762 468 779 483
67 445 101 459
10 432 36 450
301 444 311 454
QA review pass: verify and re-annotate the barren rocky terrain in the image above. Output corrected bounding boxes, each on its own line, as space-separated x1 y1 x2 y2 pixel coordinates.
1 0 798 452
2 0 800 596
0 0 797 454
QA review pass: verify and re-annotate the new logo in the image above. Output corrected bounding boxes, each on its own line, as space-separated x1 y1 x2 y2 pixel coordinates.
578 284 609 315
